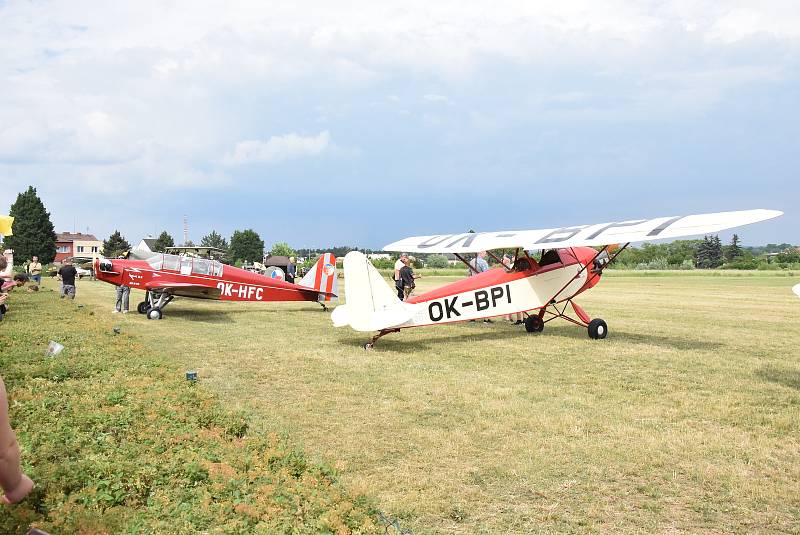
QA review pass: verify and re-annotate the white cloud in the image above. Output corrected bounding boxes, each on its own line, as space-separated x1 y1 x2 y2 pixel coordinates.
222 131 332 166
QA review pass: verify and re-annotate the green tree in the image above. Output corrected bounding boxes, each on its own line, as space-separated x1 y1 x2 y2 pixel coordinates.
103 230 131 258
230 229 264 263
152 231 175 252
696 235 723 269
269 241 295 257
201 230 229 251
724 234 743 262
426 254 450 268
4 186 57 263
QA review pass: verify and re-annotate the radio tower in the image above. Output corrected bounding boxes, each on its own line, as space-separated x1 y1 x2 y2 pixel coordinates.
183 215 189 245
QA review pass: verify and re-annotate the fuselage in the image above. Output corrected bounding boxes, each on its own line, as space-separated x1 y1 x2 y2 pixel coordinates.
399 247 602 327
94 253 320 303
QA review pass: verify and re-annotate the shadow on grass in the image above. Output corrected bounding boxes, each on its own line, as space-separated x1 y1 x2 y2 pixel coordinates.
339 322 724 352
164 308 236 323
756 365 800 390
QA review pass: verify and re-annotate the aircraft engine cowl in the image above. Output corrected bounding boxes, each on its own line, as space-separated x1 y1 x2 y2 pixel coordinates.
99 259 114 272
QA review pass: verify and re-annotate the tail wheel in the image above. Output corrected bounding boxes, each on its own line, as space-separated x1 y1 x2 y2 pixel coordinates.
147 307 163 320
588 318 608 339
524 315 544 333
137 302 149 314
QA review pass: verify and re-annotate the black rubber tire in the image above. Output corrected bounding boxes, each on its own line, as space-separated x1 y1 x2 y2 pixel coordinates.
588 318 608 339
147 307 163 320
137 302 149 314
524 315 544 333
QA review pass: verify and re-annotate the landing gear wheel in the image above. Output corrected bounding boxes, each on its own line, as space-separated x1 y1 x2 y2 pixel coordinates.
137 302 149 314
364 343 374 350
588 318 608 339
524 315 544 333
147 307 163 320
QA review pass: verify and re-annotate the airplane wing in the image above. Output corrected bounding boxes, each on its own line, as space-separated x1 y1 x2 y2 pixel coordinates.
793 283 800 298
383 209 782 253
144 281 222 300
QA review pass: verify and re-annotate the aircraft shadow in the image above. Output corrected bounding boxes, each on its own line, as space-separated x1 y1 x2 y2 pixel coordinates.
340 323 724 353
755 366 800 390
165 308 236 324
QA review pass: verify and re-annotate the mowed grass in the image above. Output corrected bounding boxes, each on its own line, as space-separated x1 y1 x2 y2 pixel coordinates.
70 271 800 533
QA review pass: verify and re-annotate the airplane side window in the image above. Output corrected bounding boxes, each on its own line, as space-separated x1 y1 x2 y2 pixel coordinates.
163 255 180 271
180 257 192 275
514 258 532 272
539 249 562 267
211 261 223 277
192 259 210 275
145 254 164 270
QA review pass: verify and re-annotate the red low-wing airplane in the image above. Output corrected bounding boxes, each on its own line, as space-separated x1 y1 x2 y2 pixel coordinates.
95 252 337 319
332 209 783 348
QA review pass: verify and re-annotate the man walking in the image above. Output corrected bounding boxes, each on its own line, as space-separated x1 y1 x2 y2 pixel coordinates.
57 259 78 299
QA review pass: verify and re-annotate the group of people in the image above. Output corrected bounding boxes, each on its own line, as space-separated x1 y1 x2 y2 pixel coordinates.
393 253 420 301
393 250 524 324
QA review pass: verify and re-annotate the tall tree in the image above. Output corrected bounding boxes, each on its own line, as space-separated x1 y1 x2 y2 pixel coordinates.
724 234 743 262
230 229 264 263
4 186 57 263
200 230 229 251
269 241 295 257
696 235 723 269
152 231 175 252
103 230 131 258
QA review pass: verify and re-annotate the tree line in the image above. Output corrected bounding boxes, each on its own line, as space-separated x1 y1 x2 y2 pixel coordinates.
2 186 797 270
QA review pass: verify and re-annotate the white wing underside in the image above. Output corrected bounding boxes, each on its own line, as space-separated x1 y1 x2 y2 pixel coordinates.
383 209 782 254
793 283 800 298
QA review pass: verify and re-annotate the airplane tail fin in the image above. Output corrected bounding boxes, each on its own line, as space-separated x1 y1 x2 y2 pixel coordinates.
331 251 414 332
299 253 338 301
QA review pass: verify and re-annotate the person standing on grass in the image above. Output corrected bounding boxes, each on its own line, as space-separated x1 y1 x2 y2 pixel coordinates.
0 375 35 505
26 256 42 285
57 258 78 299
114 284 130 313
468 251 489 276
394 253 409 300
399 256 419 300
286 257 296 284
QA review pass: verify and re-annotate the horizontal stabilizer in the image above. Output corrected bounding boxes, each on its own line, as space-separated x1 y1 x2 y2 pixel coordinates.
383 209 782 253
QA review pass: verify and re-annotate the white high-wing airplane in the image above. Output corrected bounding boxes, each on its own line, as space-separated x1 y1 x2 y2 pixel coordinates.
332 209 783 348
793 283 800 297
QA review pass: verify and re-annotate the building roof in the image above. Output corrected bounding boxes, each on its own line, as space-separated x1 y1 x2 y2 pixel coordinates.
139 238 158 249
263 255 292 265
56 232 100 242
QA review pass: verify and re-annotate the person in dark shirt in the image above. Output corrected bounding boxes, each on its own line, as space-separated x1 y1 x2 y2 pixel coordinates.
57 259 78 299
286 257 296 284
399 256 419 300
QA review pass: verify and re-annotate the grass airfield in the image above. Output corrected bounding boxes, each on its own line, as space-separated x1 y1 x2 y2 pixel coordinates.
30 271 800 533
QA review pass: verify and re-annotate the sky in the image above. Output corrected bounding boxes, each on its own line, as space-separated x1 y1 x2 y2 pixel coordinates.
0 0 797 249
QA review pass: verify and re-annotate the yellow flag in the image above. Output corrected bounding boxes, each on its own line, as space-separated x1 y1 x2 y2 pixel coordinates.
0 215 13 236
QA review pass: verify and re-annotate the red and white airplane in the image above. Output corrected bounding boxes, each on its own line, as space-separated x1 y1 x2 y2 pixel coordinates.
332 209 782 348
95 252 337 319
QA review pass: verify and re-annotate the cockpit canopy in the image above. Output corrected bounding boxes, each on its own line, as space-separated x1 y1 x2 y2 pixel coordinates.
133 251 224 277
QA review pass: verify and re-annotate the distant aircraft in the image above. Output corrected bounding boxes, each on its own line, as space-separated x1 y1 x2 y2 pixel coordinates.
793 283 800 297
332 209 782 348
95 252 337 319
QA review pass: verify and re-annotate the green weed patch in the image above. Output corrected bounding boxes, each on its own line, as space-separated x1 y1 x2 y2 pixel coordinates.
0 291 378 534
